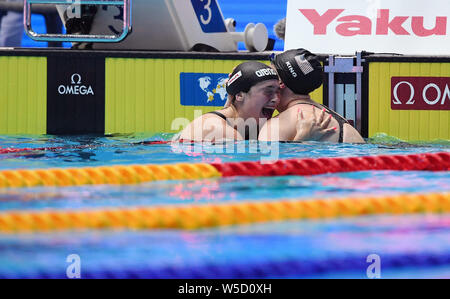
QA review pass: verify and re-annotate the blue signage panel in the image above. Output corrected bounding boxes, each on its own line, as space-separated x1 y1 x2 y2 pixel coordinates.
180 72 229 106
190 0 227 33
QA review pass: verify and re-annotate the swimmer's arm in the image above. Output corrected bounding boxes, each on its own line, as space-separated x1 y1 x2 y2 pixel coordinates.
257 119 273 141
216 123 244 141
178 116 243 142
258 109 325 142
258 117 290 141
343 123 366 143
177 120 201 141
259 108 336 142
293 108 336 141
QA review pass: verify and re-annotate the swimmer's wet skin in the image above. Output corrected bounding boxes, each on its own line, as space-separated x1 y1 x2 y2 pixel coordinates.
265 48 365 143
178 61 280 141
226 62 280 122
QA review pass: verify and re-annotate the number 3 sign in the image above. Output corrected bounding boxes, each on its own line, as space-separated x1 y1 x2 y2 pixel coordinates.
190 0 227 33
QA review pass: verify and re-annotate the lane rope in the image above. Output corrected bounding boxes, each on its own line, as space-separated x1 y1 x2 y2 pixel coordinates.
0 151 448 188
0 192 448 233
212 152 450 177
0 140 173 154
0 163 221 188
3 252 449 278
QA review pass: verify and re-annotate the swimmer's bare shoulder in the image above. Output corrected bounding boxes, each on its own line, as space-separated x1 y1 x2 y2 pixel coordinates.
259 105 336 141
259 107 302 141
343 123 365 143
295 105 340 142
178 114 243 142
294 105 364 143
258 116 276 141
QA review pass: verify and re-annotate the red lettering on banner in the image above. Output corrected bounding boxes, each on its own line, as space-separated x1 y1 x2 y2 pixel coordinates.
376 9 409 35
299 9 344 34
336 15 372 36
411 16 447 36
299 9 447 37
391 77 450 110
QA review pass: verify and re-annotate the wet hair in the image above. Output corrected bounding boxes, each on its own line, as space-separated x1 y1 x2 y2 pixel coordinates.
226 61 278 96
271 48 323 95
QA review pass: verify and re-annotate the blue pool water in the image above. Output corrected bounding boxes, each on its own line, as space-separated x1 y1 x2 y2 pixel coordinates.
0 134 449 278
1 133 449 169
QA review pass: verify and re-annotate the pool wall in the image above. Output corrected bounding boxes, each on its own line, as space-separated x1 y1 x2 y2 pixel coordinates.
0 49 448 141
365 55 450 141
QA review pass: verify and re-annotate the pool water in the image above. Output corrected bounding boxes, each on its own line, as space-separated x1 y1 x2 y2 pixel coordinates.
0 134 449 278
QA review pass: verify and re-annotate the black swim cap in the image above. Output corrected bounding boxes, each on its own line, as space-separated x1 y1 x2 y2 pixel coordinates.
272 48 323 95
226 61 278 96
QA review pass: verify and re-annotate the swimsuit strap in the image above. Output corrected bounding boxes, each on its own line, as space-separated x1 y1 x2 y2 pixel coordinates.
292 101 348 143
207 111 228 122
206 111 257 141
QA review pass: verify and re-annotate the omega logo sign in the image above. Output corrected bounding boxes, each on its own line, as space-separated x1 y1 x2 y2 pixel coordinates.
391 77 450 110
58 73 95 96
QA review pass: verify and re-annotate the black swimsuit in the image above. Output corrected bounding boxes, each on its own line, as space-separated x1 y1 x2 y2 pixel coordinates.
293 101 349 143
208 105 348 142
206 111 257 140
207 111 229 123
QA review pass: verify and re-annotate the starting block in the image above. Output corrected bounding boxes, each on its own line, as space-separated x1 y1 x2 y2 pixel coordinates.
25 0 269 52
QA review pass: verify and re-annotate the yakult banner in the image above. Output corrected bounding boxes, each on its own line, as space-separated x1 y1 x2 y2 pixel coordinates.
285 0 450 55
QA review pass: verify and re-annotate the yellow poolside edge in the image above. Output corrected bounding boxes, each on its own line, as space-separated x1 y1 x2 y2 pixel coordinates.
368 62 450 141
0 56 47 135
0 192 448 233
104 58 323 134
1 54 448 141
105 58 249 134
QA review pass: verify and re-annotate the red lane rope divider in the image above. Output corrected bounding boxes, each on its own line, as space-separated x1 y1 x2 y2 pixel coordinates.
0 141 173 154
211 152 450 177
0 144 93 154
0 151 448 188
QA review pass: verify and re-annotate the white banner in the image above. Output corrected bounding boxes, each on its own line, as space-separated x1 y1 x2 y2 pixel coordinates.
285 0 450 55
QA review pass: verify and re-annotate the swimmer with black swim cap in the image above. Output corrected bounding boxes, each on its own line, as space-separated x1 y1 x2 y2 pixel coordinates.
178 61 281 142
259 48 365 143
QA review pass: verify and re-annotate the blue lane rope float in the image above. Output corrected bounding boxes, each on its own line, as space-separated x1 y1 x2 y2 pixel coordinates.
1 251 448 279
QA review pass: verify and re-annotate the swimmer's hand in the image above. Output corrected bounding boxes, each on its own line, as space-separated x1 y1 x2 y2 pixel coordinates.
293 108 336 141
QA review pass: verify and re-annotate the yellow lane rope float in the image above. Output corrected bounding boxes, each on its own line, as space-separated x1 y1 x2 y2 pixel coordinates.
0 192 448 233
0 163 222 188
0 151 448 189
